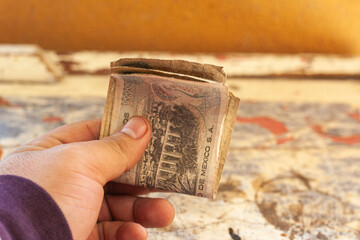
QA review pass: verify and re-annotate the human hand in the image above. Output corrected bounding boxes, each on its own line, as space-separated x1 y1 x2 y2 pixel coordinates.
0 117 175 240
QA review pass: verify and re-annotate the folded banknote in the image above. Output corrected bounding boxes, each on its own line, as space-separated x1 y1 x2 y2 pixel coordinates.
100 58 239 199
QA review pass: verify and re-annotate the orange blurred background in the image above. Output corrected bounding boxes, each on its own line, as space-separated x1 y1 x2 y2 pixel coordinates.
1 0 360 54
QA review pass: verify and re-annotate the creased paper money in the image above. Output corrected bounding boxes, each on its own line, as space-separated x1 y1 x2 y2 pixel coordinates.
100 58 239 198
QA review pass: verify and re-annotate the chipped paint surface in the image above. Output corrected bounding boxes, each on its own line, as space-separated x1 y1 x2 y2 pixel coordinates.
0 97 104 158
0 97 359 240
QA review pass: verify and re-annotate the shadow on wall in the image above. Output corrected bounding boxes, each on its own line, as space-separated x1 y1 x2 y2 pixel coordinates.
0 0 359 54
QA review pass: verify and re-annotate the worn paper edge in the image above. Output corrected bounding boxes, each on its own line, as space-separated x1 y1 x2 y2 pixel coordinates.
213 91 240 199
111 66 220 83
100 76 116 139
111 58 226 83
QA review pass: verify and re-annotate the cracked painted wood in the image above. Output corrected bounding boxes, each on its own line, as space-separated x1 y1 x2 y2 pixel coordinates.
1 97 359 240
1 51 360 239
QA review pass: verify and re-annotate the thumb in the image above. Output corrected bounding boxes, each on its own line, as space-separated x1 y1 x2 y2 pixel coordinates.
75 116 152 185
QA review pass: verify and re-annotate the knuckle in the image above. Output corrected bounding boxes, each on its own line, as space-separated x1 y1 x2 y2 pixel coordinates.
60 144 81 157
103 134 131 159
56 143 106 182
56 144 87 162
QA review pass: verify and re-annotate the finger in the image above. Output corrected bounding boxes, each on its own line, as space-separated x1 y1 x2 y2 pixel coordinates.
64 116 152 184
90 221 147 240
103 195 175 228
12 119 101 154
104 182 155 196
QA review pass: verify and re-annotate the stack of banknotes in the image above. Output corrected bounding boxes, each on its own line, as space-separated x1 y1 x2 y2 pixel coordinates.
100 58 239 199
